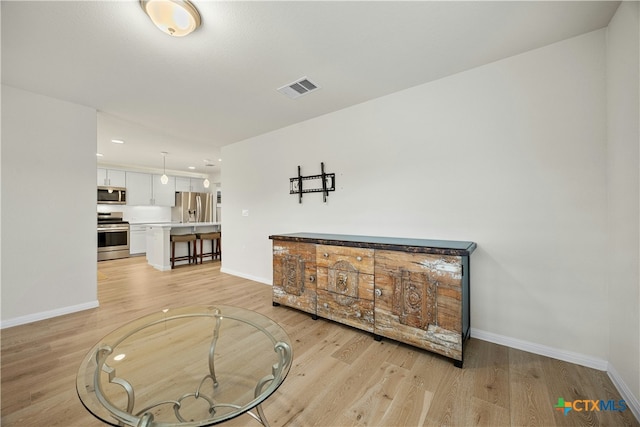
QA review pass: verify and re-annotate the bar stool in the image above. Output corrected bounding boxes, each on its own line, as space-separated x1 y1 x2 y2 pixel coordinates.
196 231 221 264
170 234 197 269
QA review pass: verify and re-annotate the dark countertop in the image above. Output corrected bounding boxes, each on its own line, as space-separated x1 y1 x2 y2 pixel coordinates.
269 232 476 256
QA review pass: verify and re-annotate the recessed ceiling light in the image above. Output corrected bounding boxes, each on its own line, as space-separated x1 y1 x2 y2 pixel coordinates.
218 158 222 162
188 166 195 170
111 139 125 144
96 153 104 157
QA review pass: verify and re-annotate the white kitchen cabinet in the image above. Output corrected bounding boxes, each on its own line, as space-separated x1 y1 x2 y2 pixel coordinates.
175 177 191 192
97 168 126 187
175 177 208 193
97 168 107 186
152 174 176 206
126 172 176 206
191 178 207 193
126 172 152 205
129 225 147 255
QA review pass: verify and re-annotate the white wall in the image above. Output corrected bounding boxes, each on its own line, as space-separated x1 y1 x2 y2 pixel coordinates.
1 85 98 326
607 0 640 408
223 30 608 359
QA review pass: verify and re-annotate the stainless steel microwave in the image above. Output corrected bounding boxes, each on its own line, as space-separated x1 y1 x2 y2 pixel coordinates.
98 186 126 204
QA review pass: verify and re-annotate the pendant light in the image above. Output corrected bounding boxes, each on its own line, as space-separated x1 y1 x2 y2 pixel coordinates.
161 152 169 184
203 158 212 189
140 0 201 37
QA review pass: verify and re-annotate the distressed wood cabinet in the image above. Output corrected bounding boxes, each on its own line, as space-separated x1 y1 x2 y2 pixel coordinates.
269 233 476 367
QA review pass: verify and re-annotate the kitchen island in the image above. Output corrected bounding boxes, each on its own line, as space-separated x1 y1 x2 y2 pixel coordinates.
145 222 221 271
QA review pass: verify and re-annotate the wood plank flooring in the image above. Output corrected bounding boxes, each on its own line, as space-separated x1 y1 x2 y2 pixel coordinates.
1 257 638 426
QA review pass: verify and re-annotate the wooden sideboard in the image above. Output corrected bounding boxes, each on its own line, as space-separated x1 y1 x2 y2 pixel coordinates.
269 233 477 367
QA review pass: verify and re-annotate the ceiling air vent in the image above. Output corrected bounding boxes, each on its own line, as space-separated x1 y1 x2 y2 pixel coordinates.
277 77 320 99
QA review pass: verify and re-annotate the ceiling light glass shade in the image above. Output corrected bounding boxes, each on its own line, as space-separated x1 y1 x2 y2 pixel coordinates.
140 0 201 37
203 178 210 188
161 174 169 184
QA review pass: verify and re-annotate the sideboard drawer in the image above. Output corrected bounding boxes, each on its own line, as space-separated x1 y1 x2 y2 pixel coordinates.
317 289 374 332
316 245 374 275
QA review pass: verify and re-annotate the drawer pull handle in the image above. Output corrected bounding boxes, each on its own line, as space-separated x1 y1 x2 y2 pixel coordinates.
323 253 329 258
356 256 362 261
324 303 329 309
375 289 382 297
309 275 315 283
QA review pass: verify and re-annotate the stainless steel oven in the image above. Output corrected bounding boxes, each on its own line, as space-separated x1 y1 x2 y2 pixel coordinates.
98 212 130 261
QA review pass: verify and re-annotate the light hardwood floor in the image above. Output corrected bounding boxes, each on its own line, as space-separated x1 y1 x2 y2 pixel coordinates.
1 257 638 427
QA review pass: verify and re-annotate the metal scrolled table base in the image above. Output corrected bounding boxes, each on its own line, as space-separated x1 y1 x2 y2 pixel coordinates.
90 308 292 427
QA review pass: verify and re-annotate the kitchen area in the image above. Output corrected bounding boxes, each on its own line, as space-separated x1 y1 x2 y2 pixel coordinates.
97 167 221 270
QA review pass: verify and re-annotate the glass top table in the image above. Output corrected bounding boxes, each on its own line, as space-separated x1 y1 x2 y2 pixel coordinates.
77 305 292 427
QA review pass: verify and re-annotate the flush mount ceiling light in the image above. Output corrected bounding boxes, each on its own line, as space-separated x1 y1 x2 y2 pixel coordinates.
140 0 201 37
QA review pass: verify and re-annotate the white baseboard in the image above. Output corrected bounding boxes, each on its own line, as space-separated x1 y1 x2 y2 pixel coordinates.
607 362 640 422
1 300 99 329
470 328 608 370
471 328 639 423
220 267 272 286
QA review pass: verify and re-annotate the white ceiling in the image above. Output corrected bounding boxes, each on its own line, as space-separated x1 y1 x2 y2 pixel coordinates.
2 1 620 176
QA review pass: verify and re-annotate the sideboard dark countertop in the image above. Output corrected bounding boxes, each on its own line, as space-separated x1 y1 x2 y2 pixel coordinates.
269 232 477 256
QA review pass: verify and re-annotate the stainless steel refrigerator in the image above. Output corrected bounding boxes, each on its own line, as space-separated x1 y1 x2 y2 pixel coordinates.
172 192 214 223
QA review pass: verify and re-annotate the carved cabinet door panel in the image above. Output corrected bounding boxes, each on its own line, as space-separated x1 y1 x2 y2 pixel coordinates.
272 240 317 315
316 245 374 332
374 250 463 361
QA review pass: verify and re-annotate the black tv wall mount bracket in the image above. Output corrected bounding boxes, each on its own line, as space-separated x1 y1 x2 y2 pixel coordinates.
289 162 336 203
